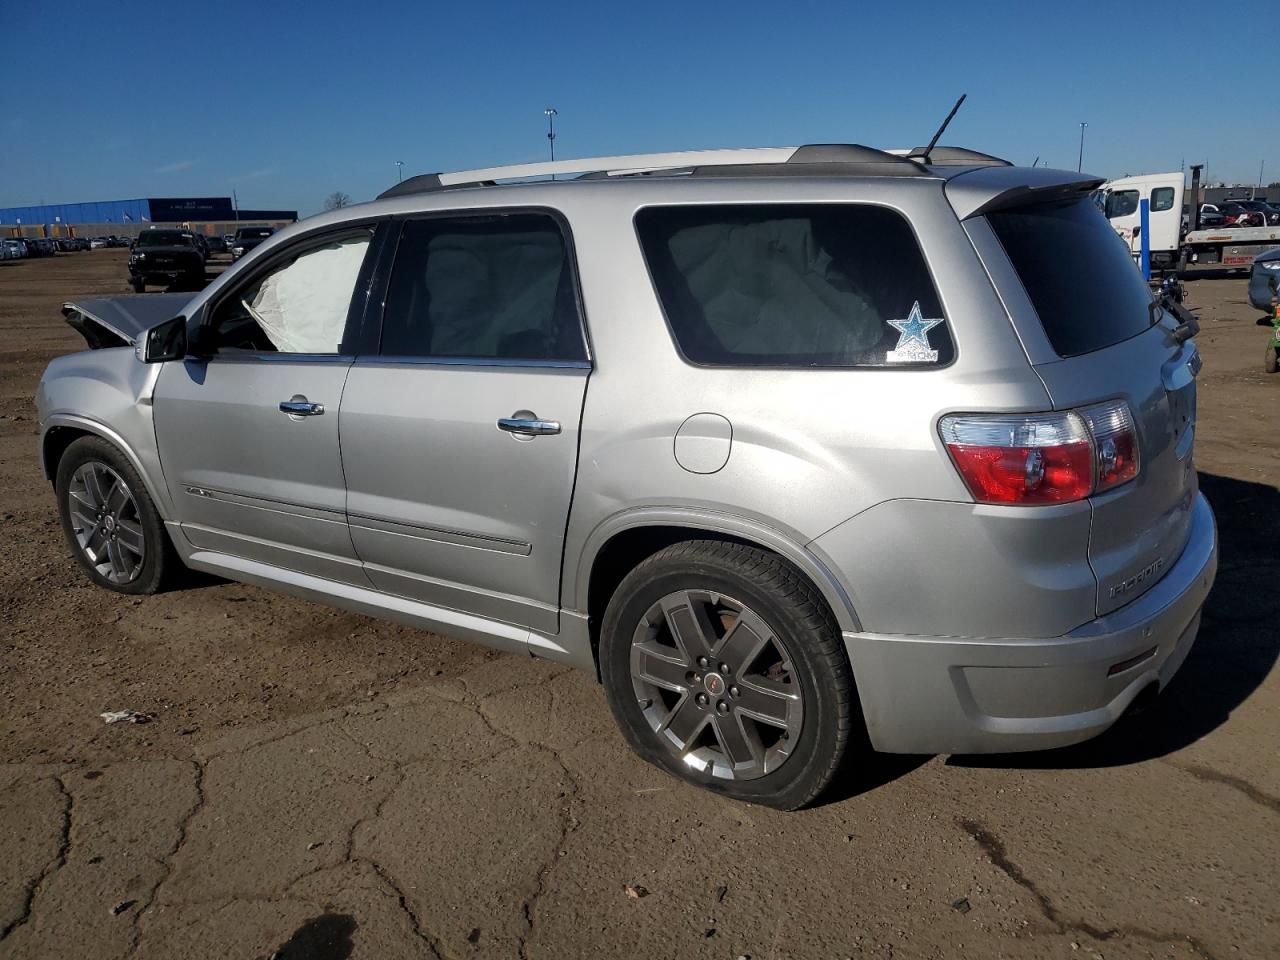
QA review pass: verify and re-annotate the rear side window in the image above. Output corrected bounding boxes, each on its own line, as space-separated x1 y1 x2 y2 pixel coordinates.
988 199 1154 358
379 213 587 362
636 204 951 367
1151 187 1175 212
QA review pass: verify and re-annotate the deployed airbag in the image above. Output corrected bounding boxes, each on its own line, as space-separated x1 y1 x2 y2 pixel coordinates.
247 236 370 353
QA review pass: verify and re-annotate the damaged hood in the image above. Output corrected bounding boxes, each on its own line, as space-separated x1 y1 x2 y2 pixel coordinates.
63 293 193 349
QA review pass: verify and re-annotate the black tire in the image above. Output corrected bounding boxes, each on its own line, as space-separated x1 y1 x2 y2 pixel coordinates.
55 435 178 595
130 277 145 293
599 540 856 810
1266 342 1278 374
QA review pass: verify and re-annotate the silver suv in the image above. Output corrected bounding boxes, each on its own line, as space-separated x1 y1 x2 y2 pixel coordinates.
38 144 1218 809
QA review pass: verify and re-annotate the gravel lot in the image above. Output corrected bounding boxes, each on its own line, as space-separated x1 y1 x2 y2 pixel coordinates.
1 250 1276 960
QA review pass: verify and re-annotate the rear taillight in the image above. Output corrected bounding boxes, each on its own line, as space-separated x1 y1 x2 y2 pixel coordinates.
940 401 1140 506
1078 400 1140 492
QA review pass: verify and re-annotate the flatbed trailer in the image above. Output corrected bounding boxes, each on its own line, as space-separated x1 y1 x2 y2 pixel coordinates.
1180 224 1280 270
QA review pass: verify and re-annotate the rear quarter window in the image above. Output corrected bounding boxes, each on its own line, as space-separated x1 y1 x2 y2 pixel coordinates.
635 204 952 368
988 199 1154 358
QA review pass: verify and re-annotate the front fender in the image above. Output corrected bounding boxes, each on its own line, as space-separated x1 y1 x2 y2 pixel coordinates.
37 350 173 519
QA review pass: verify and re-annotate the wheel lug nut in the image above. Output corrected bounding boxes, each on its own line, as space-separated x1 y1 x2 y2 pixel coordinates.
716 700 729 714
696 656 708 669
696 692 709 707
729 685 740 699
718 663 730 675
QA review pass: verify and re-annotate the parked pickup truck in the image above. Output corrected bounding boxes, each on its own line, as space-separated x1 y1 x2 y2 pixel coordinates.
128 229 206 292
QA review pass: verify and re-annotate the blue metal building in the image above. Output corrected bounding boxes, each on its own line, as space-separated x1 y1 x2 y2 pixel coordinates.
0 197 297 227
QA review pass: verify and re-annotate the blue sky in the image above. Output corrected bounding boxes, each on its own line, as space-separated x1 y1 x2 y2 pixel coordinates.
2 0 1274 215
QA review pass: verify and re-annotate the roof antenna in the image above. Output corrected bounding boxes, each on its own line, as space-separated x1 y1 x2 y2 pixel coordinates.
919 93 967 166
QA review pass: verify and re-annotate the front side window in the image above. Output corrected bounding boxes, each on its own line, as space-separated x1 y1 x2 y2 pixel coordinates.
205 231 372 354
1104 190 1140 218
379 213 587 361
1151 187 1175 212
635 204 951 367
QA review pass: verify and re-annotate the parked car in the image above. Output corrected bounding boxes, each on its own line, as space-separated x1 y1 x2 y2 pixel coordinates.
1249 248 1280 373
0 239 25 260
1196 204 1227 228
1250 246 1280 310
37 144 1217 809
222 233 235 247
127 229 206 291
90 238 109 249
206 235 228 254
1211 201 1265 227
28 238 56 257
108 236 131 248
230 225 274 259
1227 199 1280 226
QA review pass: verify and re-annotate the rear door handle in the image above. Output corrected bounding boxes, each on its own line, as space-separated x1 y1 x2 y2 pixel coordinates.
280 396 325 417
497 413 561 437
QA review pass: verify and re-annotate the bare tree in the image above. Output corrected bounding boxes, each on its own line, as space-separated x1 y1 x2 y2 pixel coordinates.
323 191 352 211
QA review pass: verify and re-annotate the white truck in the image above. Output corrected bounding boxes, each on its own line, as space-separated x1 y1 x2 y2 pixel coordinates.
1095 172 1280 273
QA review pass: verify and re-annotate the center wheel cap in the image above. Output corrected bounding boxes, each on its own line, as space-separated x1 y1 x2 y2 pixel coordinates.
702 672 725 697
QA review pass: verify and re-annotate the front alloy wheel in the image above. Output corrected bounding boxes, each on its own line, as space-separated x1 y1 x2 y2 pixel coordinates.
66 460 146 584
56 435 177 595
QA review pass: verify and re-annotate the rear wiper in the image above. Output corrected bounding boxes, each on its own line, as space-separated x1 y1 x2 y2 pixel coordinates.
1158 295 1200 343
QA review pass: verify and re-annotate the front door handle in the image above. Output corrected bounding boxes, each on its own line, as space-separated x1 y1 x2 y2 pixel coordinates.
280 396 325 417
497 411 561 438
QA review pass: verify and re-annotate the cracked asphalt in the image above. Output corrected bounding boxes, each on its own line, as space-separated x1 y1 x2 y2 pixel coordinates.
1 252 1277 959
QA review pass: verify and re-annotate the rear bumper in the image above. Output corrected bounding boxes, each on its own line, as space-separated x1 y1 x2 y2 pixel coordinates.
844 492 1217 754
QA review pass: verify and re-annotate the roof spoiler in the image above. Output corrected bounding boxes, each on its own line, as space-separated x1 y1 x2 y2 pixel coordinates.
944 166 1105 220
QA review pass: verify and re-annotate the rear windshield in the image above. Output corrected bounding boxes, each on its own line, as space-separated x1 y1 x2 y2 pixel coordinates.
237 227 273 239
988 199 1154 358
636 204 953 367
136 231 192 247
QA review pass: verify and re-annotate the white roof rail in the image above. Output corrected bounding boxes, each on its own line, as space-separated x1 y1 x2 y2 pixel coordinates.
436 147 799 185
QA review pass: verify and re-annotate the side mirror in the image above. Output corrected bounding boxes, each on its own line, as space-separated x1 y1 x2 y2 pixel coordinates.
142 315 187 363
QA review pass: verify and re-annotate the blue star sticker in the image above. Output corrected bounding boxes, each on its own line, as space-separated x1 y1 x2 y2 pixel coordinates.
886 301 944 363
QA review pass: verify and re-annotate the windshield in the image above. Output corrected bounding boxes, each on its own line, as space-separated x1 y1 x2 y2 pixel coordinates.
136 231 192 247
236 227 273 239
988 198 1155 358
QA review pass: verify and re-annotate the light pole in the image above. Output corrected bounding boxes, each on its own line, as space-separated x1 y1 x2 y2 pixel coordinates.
1077 122 1088 173
544 107 558 179
544 108 558 162
396 160 404 183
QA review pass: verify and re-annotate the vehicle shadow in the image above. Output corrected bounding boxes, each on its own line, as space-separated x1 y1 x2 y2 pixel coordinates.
949 470 1280 772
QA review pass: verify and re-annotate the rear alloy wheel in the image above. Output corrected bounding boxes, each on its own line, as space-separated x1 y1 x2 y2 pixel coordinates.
56 436 177 594
600 540 855 809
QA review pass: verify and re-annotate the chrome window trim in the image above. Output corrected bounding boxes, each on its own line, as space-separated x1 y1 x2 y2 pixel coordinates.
201 353 356 365
352 355 590 371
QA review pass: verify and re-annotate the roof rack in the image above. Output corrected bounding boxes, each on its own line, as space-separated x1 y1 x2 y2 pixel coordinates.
376 142 1008 200
888 146 1012 167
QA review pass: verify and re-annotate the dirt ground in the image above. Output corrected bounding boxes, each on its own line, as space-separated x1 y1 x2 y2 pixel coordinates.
1 250 1276 960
